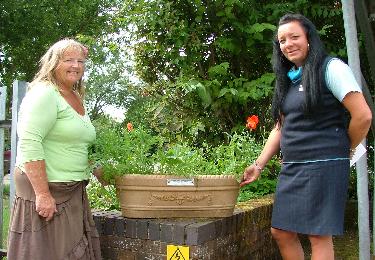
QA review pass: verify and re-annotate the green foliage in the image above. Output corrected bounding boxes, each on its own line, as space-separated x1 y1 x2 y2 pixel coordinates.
211 132 280 202
5 0 368 206
2 196 10 246
119 0 281 140
124 80 222 145
120 0 347 144
3 183 9 196
238 159 280 202
210 132 262 175
154 143 216 176
0 0 134 121
0 0 119 86
88 121 281 208
84 49 134 120
91 119 280 182
90 121 161 183
87 176 120 211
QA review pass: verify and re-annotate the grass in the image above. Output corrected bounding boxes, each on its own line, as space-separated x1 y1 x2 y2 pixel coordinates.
2 196 9 250
1 183 10 250
300 229 360 259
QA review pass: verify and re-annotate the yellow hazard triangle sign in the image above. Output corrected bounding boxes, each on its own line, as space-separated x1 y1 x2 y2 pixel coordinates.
167 245 189 260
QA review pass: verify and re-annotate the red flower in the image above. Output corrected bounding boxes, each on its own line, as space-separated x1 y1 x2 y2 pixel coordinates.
246 115 259 130
127 122 133 132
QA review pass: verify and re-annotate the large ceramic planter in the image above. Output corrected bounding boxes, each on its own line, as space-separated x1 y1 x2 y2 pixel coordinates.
115 174 240 218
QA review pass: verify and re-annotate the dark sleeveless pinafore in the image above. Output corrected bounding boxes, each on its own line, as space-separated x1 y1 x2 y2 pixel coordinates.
271 57 351 235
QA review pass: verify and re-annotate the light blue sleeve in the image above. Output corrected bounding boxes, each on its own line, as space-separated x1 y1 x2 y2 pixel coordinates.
325 58 362 102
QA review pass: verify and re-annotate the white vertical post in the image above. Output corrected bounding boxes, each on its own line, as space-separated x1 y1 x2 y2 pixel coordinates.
341 1 371 259
9 80 27 207
0 85 6 248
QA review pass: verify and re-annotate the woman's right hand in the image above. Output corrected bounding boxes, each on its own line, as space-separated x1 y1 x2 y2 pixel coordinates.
35 193 57 221
240 164 261 187
93 165 109 186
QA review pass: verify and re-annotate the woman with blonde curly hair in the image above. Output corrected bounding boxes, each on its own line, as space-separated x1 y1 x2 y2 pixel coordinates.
7 38 102 259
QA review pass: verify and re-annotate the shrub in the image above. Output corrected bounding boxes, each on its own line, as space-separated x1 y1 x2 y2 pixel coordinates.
88 121 281 207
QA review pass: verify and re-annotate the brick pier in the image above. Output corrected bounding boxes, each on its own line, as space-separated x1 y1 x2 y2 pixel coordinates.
93 196 281 260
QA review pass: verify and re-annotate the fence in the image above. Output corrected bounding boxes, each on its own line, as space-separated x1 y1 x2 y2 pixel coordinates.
0 80 26 257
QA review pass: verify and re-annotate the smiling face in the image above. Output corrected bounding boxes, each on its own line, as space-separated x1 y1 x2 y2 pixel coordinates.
54 48 85 89
277 21 309 67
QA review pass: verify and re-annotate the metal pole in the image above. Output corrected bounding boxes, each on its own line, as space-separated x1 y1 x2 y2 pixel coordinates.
354 1 375 255
360 73 375 256
341 1 371 259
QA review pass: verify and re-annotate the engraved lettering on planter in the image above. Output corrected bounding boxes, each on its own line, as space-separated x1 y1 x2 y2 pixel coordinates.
148 193 212 206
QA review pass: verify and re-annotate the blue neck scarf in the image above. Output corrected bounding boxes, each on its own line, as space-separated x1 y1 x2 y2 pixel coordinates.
287 67 302 83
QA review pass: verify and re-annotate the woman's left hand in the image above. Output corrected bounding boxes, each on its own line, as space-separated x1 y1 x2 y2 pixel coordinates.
240 164 261 187
35 193 57 221
24 160 58 221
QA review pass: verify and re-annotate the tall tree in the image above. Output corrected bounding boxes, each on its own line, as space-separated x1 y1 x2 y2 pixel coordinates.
0 0 118 86
119 0 346 143
0 0 137 120
84 48 135 120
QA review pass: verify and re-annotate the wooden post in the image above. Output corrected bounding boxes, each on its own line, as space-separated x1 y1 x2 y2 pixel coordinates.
9 81 27 207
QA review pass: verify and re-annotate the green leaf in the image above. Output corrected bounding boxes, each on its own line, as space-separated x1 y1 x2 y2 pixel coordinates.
318 24 333 36
208 62 230 77
218 88 238 98
245 23 276 34
153 103 165 119
195 83 212 108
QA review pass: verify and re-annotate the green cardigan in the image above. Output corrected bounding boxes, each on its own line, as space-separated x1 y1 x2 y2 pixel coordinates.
16 82 96 182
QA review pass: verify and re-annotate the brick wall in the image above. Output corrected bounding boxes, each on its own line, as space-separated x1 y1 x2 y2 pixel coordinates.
92 196 281 260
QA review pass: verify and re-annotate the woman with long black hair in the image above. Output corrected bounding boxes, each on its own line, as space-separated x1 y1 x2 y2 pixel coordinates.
241 13 371 259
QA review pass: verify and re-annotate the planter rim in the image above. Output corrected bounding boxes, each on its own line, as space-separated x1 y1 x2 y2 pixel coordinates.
115 174 238 179
115 174 239 186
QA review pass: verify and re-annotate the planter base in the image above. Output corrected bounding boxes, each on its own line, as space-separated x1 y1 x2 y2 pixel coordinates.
115 174 240 218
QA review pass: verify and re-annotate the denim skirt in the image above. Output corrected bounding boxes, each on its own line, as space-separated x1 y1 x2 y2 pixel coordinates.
271 159 350 235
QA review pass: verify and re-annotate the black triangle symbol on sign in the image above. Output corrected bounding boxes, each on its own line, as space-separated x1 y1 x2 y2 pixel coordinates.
169 247 187 260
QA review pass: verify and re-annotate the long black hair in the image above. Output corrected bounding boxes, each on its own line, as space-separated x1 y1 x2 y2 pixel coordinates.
271 13 328 126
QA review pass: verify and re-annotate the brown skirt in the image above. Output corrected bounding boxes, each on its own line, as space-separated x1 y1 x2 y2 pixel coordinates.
7 169 102 260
